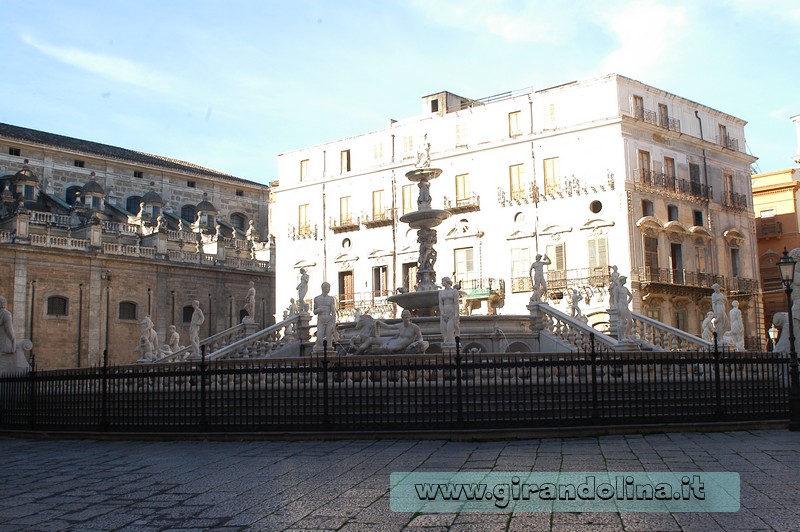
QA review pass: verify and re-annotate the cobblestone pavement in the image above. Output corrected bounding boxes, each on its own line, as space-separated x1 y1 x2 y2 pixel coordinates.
0 430 798 531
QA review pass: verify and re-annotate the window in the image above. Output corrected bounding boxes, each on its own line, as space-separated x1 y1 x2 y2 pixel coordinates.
373 143 383 161
670 243 684 282
23 185 35 200
298 204 309 234
509 164 525 200
543 157 560 194
372 265 388 297
730 248 741 278
182 305 195 323
431 99 439 113
455 174 470 204
543 103 556 129
340 150 351 173
8 147 20 156
642 199 654 217
508 111 521 137
588 237 608 271
403 136 414 158
760 209 775 218
236 190 244 197
511 248 530 292
187 181 196 188
402 184 414 215
689 163 701 184
632 95 644 119
658 103 669 128
667 204 678 221
372 190 385 218
402 261 417 292
340 196 351 224
644 236 659 273
46 296 68 317
66 186 82 206
230 213 246 231
638 150 651 181
456 124 468 147
674 307 688 332
181 204 196 223
91 196 101 209
127 195 142 215
454 247 475 282
74 160 85 168
134 170 143 178
718 124 728 146
339 270 355 309
118 301 137 320
725 172 734 194
300 159 308 181
693 209 704 226
546 243 566 271
664 157 676 189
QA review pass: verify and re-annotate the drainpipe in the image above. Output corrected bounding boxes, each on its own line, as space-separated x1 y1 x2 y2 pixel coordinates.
695 110 716 274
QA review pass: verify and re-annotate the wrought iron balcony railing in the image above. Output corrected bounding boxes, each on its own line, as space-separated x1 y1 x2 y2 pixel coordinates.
633 107 681 133
329 215 360 233
635 169 712 201
722 190 749 210
443 194 480 213
288 224 317 241
361 208 395 228
757 218 782 237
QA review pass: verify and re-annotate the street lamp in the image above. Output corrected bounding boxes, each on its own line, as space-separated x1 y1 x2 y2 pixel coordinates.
768 323 779 352
776 248 800 431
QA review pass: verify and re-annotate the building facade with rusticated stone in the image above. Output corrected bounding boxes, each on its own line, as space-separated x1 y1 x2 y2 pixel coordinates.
0 123 273 369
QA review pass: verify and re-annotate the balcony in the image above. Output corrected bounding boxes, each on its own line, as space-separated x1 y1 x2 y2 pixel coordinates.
637 267 758 297
510 268 610 296
538 172 616 202
722 190 749 211
288 224 317 241
757 218 782 238
330 215 360 234
635 169 711 202
497 183 537 206
362 208 395 228
633 107 681 133
719 134 740 152
443 194 480 214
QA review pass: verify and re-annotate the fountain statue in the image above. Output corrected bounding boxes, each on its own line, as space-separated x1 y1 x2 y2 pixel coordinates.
387 138 450 315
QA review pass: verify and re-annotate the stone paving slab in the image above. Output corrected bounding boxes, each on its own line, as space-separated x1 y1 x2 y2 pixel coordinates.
0 430 798 531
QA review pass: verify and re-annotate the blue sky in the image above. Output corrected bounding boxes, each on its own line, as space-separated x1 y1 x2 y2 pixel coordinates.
1 0 798 183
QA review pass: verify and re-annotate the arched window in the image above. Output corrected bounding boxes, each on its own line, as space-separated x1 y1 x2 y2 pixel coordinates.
126 195 142 215
230 213 246 231
118 301 138 321
46 296 68 317
66 186 82 206
181 205 196 223
182 305 195 323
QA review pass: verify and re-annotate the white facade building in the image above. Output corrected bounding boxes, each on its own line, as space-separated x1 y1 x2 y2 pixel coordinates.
272 74 761 345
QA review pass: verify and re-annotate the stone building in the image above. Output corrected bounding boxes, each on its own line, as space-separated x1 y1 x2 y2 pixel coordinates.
0 123 273 369
751 115 800 335
272 74 762 346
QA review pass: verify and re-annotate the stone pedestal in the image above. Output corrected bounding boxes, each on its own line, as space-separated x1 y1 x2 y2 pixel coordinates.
527 302 545 337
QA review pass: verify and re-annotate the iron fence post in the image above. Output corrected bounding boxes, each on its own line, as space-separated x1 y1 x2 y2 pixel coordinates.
28 353 36 430
713 331 722 416
455 336 463 427
200 345 207 431
590 333 598 422
101 348 108 431
322 340 330 428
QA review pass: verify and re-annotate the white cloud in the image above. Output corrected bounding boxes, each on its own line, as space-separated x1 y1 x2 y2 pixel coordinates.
408 0 586 44
594 1 689 83
21 34 174 92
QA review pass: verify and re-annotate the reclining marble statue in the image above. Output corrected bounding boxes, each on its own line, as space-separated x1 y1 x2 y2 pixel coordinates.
353 309 429 355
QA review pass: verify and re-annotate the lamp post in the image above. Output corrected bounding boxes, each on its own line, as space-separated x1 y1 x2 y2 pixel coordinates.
777 248 800 431
768 323 779 352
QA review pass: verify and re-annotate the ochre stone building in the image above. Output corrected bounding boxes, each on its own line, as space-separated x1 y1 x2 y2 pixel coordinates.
0 123 273 369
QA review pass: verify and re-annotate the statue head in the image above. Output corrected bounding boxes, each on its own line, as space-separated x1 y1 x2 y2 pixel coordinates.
442 277 452 288
0 296 6 309
321 281 330 294
192 300 200 308
535 254 542 260
401 309 412 321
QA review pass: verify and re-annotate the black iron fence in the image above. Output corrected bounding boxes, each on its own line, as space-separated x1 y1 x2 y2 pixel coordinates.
0 345 790 434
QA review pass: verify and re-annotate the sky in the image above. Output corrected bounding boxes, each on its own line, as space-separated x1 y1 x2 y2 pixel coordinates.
1 0 798 184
